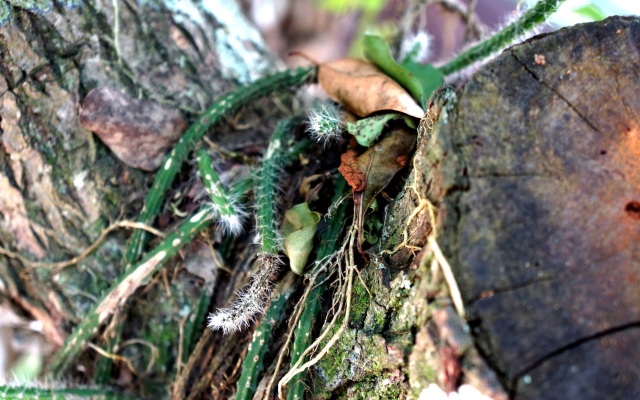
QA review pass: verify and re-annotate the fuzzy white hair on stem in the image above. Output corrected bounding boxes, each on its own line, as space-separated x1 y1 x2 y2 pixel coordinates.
200 191 248 237
219 211 245 236
207 254 282 334
196 149 247 236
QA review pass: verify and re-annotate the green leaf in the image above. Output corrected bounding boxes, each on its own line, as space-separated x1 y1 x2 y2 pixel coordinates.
281 203 321 275
363 34 426 107
317 0 385 13
346 112 416 147
573 4 606 21
401 60 444 104
363 34 443 107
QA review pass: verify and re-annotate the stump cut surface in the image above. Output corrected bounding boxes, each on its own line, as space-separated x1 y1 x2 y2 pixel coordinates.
434 16 640 399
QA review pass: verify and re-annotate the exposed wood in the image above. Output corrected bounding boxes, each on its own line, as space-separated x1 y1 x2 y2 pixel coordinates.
426 16 640 399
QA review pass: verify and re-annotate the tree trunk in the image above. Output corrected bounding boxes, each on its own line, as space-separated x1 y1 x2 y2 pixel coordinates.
426 17 640 400
0 0 282 395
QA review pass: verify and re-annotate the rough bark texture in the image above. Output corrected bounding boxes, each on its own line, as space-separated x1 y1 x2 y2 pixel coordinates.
0 0 280 395
419 16 640 400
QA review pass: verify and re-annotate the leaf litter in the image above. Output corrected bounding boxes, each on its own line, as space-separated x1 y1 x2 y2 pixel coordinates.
317 58 424 119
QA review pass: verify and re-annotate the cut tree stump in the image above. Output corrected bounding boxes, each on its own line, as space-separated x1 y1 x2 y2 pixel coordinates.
427 16 640 400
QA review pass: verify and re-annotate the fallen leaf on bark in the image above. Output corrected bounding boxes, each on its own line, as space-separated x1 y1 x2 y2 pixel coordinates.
79 88 187 171
318 58 424 119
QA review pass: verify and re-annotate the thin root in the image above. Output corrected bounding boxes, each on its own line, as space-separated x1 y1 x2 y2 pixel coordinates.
0 221 165 272
278 226 356 398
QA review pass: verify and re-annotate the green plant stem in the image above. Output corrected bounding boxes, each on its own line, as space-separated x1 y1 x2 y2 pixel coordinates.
95 175 254 383
287 177 350 400
235 277 295 400
0 385 136 399
256 117 301 255
196 149 244 235
439 0 566 75
47 206 215 376
123 67 316 269
99 67 313 383
207 117 306 334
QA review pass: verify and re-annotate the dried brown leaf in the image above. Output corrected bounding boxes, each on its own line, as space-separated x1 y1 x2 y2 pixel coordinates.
340 126 416 253
338 149 367 192
354 126 415 211
80 88 187 171
318 58 424 118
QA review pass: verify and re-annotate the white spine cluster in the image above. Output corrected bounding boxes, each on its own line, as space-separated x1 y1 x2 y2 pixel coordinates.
215 196 248 237
207 254 282 334
306 102 343 145
399 31 432 63
196 150 247 236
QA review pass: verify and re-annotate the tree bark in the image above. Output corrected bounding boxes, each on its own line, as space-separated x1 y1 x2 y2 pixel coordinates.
427 17 640 400
0 0 281 395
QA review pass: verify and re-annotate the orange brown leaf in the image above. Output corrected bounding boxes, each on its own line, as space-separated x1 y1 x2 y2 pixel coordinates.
338 149 367 192
318 58 424 119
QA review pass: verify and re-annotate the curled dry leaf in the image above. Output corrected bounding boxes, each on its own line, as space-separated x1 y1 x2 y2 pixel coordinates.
338 126 416 253
299 173 326 203
354 126 416 215
338 149 367 192
281 203 321 275
318 58 424 119
79 88 187 171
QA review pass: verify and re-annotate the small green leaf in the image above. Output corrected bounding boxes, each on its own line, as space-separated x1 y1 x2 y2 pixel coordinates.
573 4 606 21
401 60 444 103
364 34 444 107
281 203 321 275
317 0 385 13
363 34 427 107
346 112 416 147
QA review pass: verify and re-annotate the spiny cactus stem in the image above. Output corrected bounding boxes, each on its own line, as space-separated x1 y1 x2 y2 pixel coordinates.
48 205 215 375
286 177 350 400
124 67 316 268
439 0 566 75
235 276 295 400
207 117 307 335
196 149 245 235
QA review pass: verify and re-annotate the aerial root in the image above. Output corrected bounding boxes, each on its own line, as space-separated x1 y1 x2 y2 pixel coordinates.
277 225 357 399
